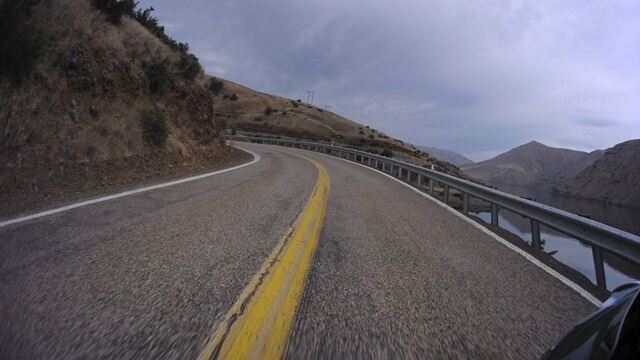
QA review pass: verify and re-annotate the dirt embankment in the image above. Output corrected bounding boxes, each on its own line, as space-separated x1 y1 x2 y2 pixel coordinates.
1 0 238 217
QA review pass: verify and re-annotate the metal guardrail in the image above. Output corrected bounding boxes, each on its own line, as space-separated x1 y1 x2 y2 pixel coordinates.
227 135 640 290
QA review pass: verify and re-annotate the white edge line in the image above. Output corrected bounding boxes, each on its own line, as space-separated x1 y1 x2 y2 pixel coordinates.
272 145 603 307
0 146 261 229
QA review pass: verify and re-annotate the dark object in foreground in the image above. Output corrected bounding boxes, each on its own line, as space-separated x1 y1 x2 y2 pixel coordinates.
542 282 640 359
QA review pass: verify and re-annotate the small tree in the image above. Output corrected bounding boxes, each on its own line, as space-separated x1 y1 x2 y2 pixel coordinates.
381 148 394 157
264 106 274 116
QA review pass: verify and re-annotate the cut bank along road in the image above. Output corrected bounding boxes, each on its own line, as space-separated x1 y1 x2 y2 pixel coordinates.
0 142 596 359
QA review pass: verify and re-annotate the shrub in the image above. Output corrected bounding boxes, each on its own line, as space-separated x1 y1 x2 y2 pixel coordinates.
229 93 238 101
140 108 169 146
290 100 299 108
177 53 201 80
148 59 169 95
92 0 136 25
359 130 365 134
0 0 44 84
208 77 224 95
264 106 274 116
381 148 394 157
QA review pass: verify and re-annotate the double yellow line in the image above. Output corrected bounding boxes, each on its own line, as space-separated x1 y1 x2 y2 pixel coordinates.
199 152 330 360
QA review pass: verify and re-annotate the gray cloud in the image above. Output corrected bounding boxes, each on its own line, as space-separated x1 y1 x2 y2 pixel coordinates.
136 0 640 161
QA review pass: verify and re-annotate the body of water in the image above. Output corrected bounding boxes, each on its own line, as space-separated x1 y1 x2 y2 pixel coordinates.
471 185 640 291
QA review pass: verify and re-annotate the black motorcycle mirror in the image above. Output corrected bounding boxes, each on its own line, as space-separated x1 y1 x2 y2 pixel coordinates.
541 282 640 359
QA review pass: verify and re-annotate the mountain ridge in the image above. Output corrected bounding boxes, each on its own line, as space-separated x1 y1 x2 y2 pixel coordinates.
414 145 474 166
461 141 590 187
461 139 639 208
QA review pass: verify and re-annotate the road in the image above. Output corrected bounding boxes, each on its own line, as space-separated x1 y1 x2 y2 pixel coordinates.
1 142 596 359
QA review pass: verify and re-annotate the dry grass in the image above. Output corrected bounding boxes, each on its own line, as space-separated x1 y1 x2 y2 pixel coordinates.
0 0 226 209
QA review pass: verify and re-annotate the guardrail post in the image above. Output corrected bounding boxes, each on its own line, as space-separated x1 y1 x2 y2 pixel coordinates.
375 159 379 169
407 170 412 184
429 179 434 194
368 158 371 166
592 247 607 289
463 193 469 214
398 167 402 179
361 155 364 164
418 174 422 189
491 204 499 226
443 185 449 205
382 163 386 172
338 150 342 158
390 164 394 175
531 220 541 250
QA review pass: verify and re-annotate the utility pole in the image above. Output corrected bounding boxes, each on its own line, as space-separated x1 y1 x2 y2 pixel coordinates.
306 91 315 105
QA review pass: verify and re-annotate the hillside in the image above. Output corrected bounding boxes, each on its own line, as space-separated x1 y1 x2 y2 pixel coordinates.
0 0 242 216
461 141 589 187
414 145 473 166
206 79 470 179
557 140 640 208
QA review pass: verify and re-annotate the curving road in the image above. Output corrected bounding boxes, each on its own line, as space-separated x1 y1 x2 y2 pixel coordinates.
1 142 596 359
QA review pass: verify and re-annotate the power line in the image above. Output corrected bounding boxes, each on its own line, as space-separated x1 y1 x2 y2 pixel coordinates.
306 91 315 105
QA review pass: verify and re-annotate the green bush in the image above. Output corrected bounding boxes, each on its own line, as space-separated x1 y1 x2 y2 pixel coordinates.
92 0 136 25
0 0 44 84
140 108 169 146
229 93 238 101
381 148 394 157
208 77 224 95
177 53 201 80
148 60 169 95
264 106 274 116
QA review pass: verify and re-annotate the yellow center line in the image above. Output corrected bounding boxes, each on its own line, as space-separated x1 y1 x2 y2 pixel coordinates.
199 151 331 360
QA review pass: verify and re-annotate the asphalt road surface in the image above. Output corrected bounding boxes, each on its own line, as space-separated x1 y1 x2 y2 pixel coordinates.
1 142 596 359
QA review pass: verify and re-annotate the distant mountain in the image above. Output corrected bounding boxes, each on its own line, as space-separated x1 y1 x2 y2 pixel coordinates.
415 146 474 166
460 141 591 187
557 140 640 207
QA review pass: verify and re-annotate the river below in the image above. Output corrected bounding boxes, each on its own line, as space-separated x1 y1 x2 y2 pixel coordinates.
470 184 640 291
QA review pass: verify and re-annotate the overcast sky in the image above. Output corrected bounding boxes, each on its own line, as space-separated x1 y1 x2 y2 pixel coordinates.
136 0 640 161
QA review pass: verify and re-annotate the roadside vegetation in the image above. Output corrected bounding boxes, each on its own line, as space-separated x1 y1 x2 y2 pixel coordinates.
92 0 202 80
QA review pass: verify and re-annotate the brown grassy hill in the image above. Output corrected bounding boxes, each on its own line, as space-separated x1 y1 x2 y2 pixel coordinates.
0 0 241 216
208 79 469 179
461 141 588 187
557 140 640 208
